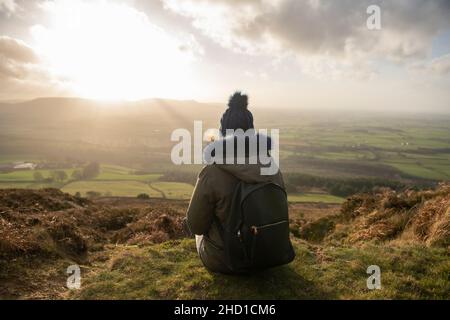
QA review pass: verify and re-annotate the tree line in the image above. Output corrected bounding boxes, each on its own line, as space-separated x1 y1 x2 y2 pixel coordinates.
283 173 435 197
33 162 100 183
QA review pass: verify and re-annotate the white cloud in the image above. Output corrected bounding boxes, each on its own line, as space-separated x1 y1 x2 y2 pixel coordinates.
409 53 450 76
0 36 66 99
163 0 450 78
0 36 38 64
0 36 42 81
430 54 450 75
0 0 18 14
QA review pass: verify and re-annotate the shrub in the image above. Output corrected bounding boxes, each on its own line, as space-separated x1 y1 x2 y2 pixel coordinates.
86 191 102 199
82 162 100 180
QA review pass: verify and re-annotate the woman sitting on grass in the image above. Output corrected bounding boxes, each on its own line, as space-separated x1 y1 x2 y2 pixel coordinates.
185 92 294 274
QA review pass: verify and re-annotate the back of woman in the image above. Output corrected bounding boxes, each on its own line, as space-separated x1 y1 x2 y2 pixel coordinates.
186 92 294 274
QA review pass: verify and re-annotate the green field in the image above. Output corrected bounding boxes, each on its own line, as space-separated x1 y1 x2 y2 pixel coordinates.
0 182 56 189
62 180 160 197
0 164 165 196
94 164 161 182
151 181 194 200
274 114 450 180
288 193 345 204
386 162 446 180
0 164 343 203
0 168 78 182
61 178 193 199
1 109 450 198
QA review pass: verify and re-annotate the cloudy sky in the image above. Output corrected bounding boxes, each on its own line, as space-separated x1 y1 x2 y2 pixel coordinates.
0 0 449 112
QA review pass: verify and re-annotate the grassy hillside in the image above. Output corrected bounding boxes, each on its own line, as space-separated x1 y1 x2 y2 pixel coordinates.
1 187 448 299
72 239 449 300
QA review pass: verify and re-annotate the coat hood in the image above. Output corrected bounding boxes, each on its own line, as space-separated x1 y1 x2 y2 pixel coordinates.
215 163 280 183
203 132 281 183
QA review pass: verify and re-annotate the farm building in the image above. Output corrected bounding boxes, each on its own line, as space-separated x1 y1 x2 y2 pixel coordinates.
13 162 37 170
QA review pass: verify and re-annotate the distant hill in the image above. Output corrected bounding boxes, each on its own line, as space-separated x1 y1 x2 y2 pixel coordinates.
0 97 224 162
0 97 224 125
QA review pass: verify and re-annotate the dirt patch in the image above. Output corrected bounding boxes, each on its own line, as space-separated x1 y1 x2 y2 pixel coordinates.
112 208 185 245
0 188 89 213
290 216 336 243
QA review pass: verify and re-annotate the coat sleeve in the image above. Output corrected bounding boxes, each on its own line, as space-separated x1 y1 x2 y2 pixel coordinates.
186 167 215 235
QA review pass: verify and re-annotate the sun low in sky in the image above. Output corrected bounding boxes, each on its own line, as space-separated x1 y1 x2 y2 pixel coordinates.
31 1 199 100
0 0 449 112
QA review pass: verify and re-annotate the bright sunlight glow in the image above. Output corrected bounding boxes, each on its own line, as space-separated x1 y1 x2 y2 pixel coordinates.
31 0 197 101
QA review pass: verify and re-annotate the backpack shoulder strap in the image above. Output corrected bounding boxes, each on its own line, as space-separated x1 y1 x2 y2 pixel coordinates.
240 181 287 203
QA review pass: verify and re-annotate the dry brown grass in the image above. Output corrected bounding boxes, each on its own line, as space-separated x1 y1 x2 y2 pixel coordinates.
412 186 450 247
0 189 190 299
336 184 450 247
0 189 188 262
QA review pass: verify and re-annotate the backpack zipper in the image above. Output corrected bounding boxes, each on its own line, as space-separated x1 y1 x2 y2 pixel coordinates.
251 220 288 235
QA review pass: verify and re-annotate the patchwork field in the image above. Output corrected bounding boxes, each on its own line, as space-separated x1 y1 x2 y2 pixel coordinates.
93 165 161 182
1 103 449 204
0 163 347 203
272 113 450 181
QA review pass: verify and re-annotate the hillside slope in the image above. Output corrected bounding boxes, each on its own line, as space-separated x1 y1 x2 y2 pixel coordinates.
0 187 449 299
291 184 450 247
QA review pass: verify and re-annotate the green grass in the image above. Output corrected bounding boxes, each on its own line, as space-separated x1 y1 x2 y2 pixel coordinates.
387 162 446 180
0 165 160 184
315 151 376 161
62 181 161 197
279 119 450 180
61 180 193 198
73 239 450 300
288 193 345 204
0 182 38 189
0 181 64 189
0 168 78 182
151 182 194 200
0 164 189 199
95 164 161 182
